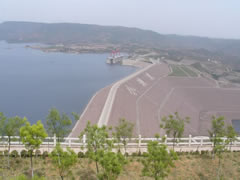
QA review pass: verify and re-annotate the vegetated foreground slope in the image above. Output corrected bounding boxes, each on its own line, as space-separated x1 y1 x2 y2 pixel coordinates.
1 21 240 69
1 153 240 180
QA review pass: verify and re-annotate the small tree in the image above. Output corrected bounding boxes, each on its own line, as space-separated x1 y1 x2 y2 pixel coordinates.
142 140 177 180
50 144 77 180
20 120 47 178
226 125 237 151
160 112 189 150
46 108 73 142
98 151 126 180
113 118 134 154
0 113 26 168
79 121 112 175
208 116 226 156
0 112 5 135
71 112 80 122
208 116 229 179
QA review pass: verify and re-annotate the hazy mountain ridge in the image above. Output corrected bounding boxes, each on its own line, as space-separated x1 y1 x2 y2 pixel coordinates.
1 21 240 69
0 21 163 46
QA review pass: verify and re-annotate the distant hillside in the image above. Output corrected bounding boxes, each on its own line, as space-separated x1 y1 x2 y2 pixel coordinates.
0 21 164 47
1 21 240 68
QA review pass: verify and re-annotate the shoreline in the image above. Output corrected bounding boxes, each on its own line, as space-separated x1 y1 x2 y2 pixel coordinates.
26 44 124 55
0 41 139 126
27 44 152 68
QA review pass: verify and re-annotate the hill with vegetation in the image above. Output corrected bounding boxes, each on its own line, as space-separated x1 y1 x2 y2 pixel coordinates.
1 21 240 69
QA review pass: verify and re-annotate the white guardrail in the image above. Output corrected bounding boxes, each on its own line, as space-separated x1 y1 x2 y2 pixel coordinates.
1 135 240 153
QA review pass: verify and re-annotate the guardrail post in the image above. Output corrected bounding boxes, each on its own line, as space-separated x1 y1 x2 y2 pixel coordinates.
200 137 203 147
234 138 237 146
138 134 142 149
189 134 192 147
53 134 56 147
68 138 71 147
47 137 50 152
83 134 86 151
165 135 167 145
212 135 215 147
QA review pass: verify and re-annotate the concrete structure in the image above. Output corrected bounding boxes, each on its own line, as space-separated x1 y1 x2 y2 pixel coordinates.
70 63 240 138
106 56 124 64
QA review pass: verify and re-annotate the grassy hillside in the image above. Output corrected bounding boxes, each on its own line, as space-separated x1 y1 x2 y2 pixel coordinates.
1 152 240 180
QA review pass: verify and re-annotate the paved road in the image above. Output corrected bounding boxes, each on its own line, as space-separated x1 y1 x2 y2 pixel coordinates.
98 64 154 127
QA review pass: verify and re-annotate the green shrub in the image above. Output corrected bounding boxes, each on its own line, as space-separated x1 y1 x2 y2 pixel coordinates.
142 152 148 157
27 150 32 156
78 151 85 158
194 150 200 155
10 174 28 180
200 150 210 156
4 150 8 156
32 176 46 180
16 159 21 164
138 151 142 156
131 152 138 157
177 151 182 156
84 150 90 158
42 151 48 159
11 150 19 157
137 158 141 162
35 150 41 157
201 150 209 155
20 150 28 158
34 168 46 179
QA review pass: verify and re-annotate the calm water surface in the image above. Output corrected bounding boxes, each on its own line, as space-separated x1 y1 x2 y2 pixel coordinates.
0 41 136 124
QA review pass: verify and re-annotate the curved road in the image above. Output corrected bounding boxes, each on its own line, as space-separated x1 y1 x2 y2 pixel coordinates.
98 64 154 127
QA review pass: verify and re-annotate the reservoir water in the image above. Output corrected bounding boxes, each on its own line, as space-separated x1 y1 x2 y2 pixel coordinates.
0 41 136 124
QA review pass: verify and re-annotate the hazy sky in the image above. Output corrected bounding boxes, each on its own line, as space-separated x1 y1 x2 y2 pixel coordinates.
1 0 240 39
